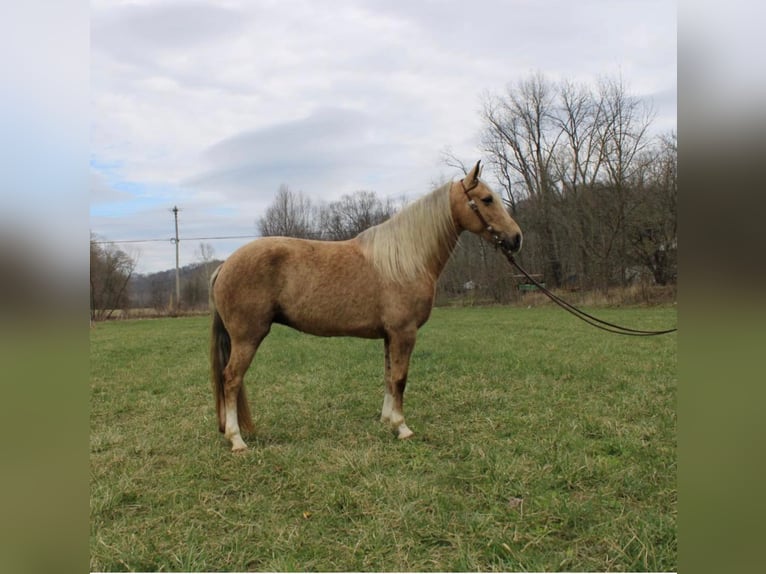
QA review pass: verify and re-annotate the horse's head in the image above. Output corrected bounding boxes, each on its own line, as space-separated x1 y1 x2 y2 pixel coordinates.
450 160 523 253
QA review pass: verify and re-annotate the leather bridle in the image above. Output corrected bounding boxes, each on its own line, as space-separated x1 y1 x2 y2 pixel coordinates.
460 177 504 248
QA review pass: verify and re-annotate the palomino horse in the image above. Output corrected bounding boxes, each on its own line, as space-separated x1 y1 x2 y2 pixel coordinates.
210 160 522 451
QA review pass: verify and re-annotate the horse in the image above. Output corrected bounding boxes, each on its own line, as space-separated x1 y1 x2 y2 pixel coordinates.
210 160 522 451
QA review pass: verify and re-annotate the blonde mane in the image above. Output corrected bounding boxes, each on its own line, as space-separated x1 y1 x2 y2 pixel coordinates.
357 181 457 283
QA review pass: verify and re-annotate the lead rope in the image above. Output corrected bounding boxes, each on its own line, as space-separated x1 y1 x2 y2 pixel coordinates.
461 178 677 336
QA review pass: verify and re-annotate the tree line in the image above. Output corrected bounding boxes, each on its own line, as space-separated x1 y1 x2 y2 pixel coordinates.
477 72 676 291
90 234 221 319
257 185 402 241
90 72 676 319
90 236 136 321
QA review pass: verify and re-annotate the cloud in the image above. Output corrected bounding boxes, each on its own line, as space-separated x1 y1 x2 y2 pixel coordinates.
91 1 246 71
186 106 427 200
90 168 132 205
647 87 678 134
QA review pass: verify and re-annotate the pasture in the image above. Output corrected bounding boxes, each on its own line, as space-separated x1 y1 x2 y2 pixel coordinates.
90 306 676 572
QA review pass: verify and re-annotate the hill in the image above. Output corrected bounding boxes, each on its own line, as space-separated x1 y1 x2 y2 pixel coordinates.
129 259 224 311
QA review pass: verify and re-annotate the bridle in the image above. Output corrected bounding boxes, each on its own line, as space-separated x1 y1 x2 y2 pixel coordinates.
460 177 677 337
461 177 504 248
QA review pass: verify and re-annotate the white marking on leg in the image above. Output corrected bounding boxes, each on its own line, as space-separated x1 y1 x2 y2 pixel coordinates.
224 396 247 452
389 410 413 439
380 392 394 423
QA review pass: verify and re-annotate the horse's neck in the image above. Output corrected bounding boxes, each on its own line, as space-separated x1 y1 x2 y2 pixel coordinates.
413 189 461 281
425 226 461 280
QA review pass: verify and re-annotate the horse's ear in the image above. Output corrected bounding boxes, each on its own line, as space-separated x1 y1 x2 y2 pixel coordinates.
466 160 482 183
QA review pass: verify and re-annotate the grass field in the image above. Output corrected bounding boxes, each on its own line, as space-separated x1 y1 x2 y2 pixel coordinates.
90 306 676 572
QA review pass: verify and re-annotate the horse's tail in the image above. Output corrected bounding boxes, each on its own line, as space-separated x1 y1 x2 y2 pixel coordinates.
209 265 254 434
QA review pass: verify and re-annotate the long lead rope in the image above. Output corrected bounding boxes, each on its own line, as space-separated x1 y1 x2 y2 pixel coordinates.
501 250 677 336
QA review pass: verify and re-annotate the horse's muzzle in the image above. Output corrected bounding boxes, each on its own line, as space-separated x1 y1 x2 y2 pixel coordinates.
500 232 522 253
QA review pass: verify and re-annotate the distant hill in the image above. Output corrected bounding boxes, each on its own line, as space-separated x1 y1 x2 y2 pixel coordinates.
129 259 224 310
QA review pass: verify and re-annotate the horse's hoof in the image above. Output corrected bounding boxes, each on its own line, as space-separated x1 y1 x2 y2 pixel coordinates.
227 432 249 452
397 426 414 440
230 438 248 453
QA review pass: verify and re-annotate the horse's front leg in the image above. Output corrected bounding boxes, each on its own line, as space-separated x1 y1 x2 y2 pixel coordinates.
380 336 394 425
380 328 416 439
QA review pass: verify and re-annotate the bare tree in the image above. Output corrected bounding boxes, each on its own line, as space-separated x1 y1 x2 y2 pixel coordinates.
481 72 565 286
548 80 607 288
626 131 677 285
595 76 656 285
90 234 137 320
197 242 215 265
196 242 217 285
181 243 218 310
257 185 400 243
318 191 398 240
440 147 470 175
257 185 318 238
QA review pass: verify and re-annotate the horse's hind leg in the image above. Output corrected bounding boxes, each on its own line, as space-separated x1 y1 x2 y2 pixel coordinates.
381 328 416 439
223 325 271 452
222 340 256 452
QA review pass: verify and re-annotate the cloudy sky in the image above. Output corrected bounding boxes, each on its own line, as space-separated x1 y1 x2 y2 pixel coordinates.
90 0 676 274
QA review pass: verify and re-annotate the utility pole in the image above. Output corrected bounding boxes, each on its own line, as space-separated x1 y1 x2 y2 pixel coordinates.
172 206 181 311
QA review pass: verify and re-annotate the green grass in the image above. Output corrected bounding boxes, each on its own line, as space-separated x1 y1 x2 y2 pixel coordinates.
90 306 676 572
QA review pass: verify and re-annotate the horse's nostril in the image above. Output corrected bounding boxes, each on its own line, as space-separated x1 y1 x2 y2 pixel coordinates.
506 232 522 252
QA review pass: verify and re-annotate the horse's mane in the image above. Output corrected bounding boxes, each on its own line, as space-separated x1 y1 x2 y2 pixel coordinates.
357 181 457 283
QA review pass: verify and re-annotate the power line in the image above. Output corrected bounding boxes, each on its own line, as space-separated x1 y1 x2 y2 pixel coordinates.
181 234 261 241
92 234 260 245
92 237 171 244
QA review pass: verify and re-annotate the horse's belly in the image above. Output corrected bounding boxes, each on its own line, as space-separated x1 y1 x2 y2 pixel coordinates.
274 305 384 339
274 285 385 338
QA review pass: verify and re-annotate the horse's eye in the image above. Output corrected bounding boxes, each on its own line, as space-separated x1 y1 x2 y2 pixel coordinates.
481 196 493 205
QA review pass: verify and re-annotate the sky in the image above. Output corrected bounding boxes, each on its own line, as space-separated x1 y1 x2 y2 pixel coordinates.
90 0 677 274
